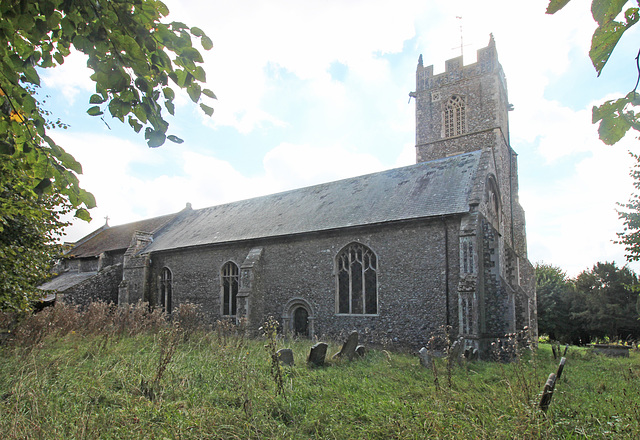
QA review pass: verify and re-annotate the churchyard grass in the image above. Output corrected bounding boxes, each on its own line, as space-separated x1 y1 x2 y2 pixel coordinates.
0 308 639 439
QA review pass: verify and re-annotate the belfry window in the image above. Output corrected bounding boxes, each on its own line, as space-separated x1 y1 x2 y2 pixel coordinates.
444 95 465 138
336 243 378 315
221 261 239 316
160 267 173 314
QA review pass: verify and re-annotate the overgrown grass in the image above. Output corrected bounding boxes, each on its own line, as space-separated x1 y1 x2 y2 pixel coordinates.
1 304 639 439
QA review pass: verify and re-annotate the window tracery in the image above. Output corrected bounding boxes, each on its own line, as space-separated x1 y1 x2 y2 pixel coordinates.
444 95 465 138
160 267 173 314
336 243 378 315
221 261 239 316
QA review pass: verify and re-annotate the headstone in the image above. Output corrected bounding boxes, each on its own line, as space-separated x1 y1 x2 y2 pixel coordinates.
450 338 463 360
307 342 328 367
471 348 479 361
418 347 432 368
277 348 294 366
332 331 359 360
355 345 366 357
556 357 566 381
539 373 557 412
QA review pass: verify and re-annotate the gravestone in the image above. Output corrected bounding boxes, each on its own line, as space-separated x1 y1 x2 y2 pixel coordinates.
332 331 359 360
539 373 557 412
277 348 294 366
418 347 432 368
355 345 366 358
307 342 328 367
449 338 464 363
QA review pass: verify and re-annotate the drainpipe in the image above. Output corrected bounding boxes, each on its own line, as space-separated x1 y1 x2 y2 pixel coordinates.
442 218 450 326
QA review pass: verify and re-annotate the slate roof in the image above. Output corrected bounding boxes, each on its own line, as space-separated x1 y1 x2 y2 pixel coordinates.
38 271 98 291
67 213 178 258
143 151 481 253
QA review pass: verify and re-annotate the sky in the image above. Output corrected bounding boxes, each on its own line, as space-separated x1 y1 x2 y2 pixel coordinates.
39 0 640 277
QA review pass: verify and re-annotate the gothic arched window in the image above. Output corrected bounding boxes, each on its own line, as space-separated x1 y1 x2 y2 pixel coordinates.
444 95 465 138
221 261 239 316
336 243 378 315
160 267 173 314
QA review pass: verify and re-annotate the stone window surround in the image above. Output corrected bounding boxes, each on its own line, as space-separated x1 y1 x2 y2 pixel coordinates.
221 260 239 317
160 266 173 314
443 95 466 138
335 241 379 316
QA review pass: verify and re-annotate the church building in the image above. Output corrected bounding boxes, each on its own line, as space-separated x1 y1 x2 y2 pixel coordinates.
42 36 537 355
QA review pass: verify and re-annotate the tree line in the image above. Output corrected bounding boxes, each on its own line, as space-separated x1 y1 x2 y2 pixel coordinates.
536 261 640 344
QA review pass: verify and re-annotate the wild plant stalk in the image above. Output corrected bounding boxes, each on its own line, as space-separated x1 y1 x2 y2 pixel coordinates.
262 316 285 398
141 325 181 401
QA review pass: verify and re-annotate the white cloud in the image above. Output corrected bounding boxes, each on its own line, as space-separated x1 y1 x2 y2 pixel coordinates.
40 52 93 106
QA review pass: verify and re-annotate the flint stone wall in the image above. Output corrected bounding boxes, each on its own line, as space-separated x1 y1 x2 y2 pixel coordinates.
147 217 461 349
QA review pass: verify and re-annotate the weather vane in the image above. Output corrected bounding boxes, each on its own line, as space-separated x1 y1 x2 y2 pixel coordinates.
453 16 470 57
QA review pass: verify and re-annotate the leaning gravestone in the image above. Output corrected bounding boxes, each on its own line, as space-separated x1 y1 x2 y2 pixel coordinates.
332 331 359 360
355 345 366 358
308 342 328 367
418 347 432 368
276 348 294 366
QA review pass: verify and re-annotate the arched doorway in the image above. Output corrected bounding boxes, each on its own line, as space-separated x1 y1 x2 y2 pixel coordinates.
293 307 309 336
282 298 315 338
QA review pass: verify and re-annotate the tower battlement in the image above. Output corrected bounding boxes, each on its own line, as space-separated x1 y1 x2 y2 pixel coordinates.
416 34 502 92
413 34 510 160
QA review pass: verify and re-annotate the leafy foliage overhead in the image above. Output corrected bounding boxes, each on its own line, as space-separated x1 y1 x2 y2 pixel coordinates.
547 0 639 145
0 0 215 221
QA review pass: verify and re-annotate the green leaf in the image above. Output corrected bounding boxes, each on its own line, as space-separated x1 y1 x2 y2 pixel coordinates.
89 94 106 104
201 35 213 51
191 27 205 37
202 88 217 99
23 66 40 86
79 189 97 209
592 0 628 25
193 66 206 82
0 140 14 155
163 87 175 101
59 151 83 174
187 83 201 103
145 128 166 148
589 8 639 75
156 1 170 17
33 178 52 195
167 135 184 144
128 115 143 133
200 103 214 116
87 105 103 116
546 0 572 14
164 100 175 115
75 208 92 222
